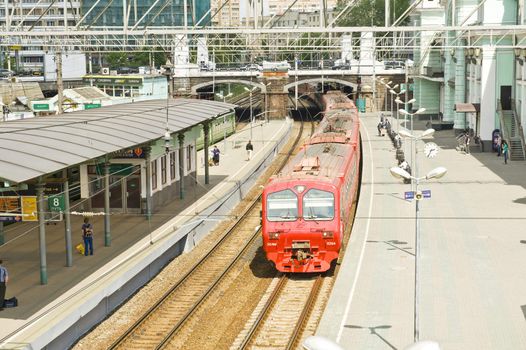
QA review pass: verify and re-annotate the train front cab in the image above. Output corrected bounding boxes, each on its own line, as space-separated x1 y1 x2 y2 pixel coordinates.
262 182 342 273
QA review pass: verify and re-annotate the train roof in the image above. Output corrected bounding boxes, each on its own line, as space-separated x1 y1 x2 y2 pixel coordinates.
310 110 359 145
270 142 356 184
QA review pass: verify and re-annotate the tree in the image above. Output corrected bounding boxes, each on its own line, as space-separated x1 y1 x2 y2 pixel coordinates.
336 0 410 27
105 50 167 69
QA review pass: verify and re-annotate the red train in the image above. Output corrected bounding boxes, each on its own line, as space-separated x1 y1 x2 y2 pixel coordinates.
261 91 361 273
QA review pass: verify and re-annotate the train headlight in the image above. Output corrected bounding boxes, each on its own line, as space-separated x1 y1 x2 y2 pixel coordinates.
295 185 306 193
269 232 280 240
322 231 334 238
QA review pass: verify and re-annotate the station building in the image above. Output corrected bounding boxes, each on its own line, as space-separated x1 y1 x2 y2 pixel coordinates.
412 0 525 159
0 99 235 275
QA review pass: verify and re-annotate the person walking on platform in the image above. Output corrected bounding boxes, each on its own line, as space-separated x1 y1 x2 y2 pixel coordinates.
502 140 509 164
0 260 8 310
212 146 220 166
82 217 94 256
246 140 254 161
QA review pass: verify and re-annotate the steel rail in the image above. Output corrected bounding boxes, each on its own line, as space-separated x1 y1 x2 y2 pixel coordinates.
107 194 262 349
285 275 324 350
238 274 324 350
238 274 288 350
109 118 308 349
155 225 263 350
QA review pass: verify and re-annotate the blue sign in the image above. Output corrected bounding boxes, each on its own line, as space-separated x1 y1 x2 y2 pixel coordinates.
404 191 415 200
422 190 431 198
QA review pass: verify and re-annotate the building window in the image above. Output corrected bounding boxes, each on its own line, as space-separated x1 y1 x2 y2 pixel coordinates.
187 145 193 171
170 152 176 180
151 159 158 190
161 155 167 184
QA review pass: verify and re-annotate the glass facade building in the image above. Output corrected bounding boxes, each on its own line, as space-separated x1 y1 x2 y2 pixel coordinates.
81 0 210 27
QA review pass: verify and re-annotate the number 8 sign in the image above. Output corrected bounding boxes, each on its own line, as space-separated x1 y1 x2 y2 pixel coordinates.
48 194 65 212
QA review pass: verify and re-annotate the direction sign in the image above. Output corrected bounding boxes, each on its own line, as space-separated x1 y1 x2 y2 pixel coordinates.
33 103 50 111
404 191 415 200
84 103 101 109
422 190 431 198
48 194 65 212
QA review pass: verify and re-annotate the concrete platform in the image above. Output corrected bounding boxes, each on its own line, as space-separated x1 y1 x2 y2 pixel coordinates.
317 112 526 349
0 119 292 349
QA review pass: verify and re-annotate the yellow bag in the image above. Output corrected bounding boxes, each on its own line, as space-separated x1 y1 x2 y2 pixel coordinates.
76 243 85 255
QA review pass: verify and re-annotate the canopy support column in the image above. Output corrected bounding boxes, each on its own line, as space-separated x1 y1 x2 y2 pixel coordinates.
203 122 210 185
178 133 185 199
64 179 73 267
104 161 111 246
36 181 48 285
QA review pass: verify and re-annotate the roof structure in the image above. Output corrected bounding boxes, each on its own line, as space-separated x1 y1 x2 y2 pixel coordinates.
0 99 235 184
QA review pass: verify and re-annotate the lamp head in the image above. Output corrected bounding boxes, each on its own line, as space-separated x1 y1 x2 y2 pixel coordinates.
408 98 416 104
395 98 403 104
164 130 171 153
398 129 414 138
415 107 426 114
390 166 412 180
426 166 447 180
399 89 406 94
421 128 435 138
392 84 399 89
398 109 410 116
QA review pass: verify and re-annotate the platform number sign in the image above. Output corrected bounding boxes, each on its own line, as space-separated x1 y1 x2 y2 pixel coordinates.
48 194 65 212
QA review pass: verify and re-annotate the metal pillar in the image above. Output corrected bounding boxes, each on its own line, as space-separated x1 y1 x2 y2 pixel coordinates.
145 146 152 219
178 133 185 199
56 51 64 114
0 222 4 245
104 161 111 246
414 178 420 342
203 122 210 185
64 179 73 267
36 182 48 285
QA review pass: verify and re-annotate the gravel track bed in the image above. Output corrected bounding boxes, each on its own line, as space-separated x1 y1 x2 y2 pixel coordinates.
248 276 319 349
73 122 304 350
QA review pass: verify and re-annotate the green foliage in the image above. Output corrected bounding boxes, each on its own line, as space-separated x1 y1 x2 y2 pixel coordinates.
336 0 410 27
105 50 167 69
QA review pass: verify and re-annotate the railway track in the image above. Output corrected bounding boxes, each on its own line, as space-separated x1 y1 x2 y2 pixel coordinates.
108 119 313 350
234 274 325 350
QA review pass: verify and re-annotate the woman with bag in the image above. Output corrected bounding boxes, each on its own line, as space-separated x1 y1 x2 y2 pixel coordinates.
82 217 94 256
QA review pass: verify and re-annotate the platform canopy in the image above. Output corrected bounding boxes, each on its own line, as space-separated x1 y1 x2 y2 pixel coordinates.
454 103 480 113
0 99 235 184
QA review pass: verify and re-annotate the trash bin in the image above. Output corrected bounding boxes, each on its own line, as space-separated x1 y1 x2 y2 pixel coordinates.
356 98 366 113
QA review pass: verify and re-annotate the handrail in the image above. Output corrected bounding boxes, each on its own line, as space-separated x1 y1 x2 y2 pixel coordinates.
511 98 526 158
496 99 510 142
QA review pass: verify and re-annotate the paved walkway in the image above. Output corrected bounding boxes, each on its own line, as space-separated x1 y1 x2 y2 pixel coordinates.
317 112 526 349
0 119 290 346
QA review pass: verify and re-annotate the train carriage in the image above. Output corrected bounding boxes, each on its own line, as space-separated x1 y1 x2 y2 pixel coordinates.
262 92 361 273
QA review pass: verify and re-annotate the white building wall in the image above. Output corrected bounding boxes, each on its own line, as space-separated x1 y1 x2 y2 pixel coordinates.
480 47 497 141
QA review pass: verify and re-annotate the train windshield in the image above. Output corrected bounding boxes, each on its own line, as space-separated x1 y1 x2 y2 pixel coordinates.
267 189 298 221
303 189 334 220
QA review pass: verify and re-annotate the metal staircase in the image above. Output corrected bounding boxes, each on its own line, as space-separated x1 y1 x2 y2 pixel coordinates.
498 100 526 161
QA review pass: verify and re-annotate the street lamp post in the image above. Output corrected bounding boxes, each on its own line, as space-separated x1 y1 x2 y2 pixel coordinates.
390 131 446 343
390 88 406 132
398 107 426 190
378 79 392 112
216 92 233 154
244 86 257 140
